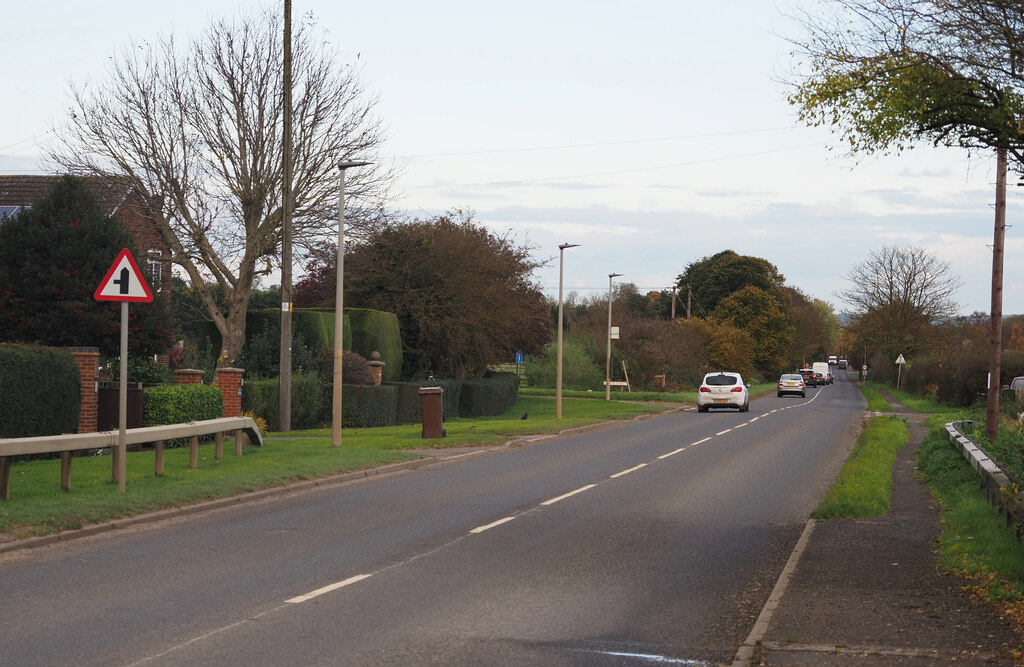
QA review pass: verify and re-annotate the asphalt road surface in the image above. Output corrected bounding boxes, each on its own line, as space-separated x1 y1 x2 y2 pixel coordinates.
0 371 865 666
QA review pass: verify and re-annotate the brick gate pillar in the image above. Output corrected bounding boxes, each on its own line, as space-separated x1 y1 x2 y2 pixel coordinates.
213 367 244 418
68 347 100 433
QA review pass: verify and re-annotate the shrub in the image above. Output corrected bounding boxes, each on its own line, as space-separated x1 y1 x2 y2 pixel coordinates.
143 384 223 426
0 344 80 437
343 384 398 428
525 334 603 390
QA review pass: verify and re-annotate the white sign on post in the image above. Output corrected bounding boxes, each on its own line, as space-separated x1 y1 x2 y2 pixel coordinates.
94 249 154 493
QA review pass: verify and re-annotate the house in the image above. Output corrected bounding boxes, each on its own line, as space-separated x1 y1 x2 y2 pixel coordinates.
0 175 172 294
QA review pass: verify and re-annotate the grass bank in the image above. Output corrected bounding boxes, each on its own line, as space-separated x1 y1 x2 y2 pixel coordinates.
0 395 670 539
812 415 909 519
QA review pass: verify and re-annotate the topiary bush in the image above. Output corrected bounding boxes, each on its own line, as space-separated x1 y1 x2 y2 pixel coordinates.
0 344 80 437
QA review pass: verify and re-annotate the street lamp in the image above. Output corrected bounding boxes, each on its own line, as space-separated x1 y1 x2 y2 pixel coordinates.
556 243 579 419
606 273 622 400
333 160 371 447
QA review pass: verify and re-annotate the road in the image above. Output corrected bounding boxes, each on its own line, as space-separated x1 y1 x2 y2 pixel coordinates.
0 370 865 666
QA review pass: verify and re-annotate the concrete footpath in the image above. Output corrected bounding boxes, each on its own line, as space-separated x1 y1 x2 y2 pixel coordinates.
737 398 1023 665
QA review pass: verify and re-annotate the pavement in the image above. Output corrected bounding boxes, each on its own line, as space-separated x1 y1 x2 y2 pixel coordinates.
735 395 1024 665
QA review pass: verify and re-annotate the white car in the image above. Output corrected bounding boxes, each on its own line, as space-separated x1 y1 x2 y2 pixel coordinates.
697 371 750 412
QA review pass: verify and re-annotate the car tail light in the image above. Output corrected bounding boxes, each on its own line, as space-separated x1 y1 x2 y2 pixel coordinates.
699 387 710 393
731 387 743 393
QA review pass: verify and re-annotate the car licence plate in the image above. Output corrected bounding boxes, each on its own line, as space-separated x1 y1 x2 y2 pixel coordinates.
714 398 728 403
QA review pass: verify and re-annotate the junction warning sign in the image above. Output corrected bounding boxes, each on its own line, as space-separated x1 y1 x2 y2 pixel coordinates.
94 248 154 302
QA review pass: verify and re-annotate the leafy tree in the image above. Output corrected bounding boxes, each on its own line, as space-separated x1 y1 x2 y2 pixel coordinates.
838 244 960 359
46 7 395 366
787 0 1024 438
676 250 786 316
343 211 552 380
712 286 794 378
690 318 756 380
0 175 172 357
782 286 828 368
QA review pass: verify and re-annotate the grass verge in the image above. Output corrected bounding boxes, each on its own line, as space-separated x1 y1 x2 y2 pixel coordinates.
812 415 909 519
859 382 894 412
0 395 670 539
919 422 1024 615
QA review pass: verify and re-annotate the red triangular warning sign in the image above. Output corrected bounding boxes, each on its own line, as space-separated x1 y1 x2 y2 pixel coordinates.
94 249 154 302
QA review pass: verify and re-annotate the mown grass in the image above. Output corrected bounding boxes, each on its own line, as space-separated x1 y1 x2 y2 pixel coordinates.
0 395 669 539
812 415 909 519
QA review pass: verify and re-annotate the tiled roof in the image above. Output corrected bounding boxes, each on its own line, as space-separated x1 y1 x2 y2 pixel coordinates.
0 175 136 217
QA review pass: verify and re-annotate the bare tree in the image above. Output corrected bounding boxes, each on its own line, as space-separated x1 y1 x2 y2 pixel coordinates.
838 244 961 359
46 7 397 365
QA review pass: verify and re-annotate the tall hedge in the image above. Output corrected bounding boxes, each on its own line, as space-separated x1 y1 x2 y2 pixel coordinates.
0 344 80 437
344 308 403 382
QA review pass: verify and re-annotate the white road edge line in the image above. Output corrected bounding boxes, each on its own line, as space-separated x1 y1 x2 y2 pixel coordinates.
470 516 516 533
610 464 647 478
286 574 373 604
542 484 597 506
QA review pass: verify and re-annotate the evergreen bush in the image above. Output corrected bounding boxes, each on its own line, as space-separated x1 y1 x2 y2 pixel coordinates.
0 344 80 437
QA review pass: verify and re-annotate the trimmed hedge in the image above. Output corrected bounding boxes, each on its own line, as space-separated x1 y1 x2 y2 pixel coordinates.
459 372 521 418
344 384 398 428
0 344 80 437
242 372 519 429
241 374 324 431
345 308 403 382
143 384 224 426
391 380 462 424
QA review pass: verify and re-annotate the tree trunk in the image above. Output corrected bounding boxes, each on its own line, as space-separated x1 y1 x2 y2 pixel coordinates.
986 147 1007 442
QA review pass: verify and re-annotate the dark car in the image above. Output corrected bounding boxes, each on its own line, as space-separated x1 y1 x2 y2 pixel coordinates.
798 368 817 387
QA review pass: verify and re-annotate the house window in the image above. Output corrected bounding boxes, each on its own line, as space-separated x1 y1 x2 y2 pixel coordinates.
146 251 163 290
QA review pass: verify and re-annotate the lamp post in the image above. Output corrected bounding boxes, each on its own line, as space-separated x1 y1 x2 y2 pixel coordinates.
333 160 371 447
606 273 622 400
556 243 579 419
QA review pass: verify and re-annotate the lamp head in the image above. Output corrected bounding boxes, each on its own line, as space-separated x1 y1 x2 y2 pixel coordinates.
558 243 580 250
337 160 372 170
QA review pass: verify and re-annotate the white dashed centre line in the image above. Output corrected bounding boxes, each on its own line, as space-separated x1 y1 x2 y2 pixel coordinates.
542 484 597 506
471 517 516 534
610 464 647 478
286 574 373 604
716 429 733 436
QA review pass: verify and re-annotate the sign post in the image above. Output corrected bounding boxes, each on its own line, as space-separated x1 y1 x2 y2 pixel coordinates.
895 353 907 391
94 249 154 493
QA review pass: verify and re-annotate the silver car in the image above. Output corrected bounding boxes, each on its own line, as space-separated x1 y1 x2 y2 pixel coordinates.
697 371 750 412
777 373 806 398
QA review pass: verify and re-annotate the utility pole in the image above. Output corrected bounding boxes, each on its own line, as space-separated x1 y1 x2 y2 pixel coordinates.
671 286 676 320
278 0 294 431
686 284 692 320
985 147 1007 442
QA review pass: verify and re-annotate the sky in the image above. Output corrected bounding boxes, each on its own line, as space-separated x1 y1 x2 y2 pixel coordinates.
2 0 1021 317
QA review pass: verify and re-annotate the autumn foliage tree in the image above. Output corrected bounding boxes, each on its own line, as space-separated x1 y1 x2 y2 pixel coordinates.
342 211 552 380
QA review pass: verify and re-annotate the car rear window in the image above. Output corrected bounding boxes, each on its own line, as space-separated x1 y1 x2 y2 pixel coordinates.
705 375 738 386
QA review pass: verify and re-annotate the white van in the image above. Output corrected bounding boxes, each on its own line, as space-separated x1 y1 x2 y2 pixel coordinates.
828 355 838 366
812 362 831 385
